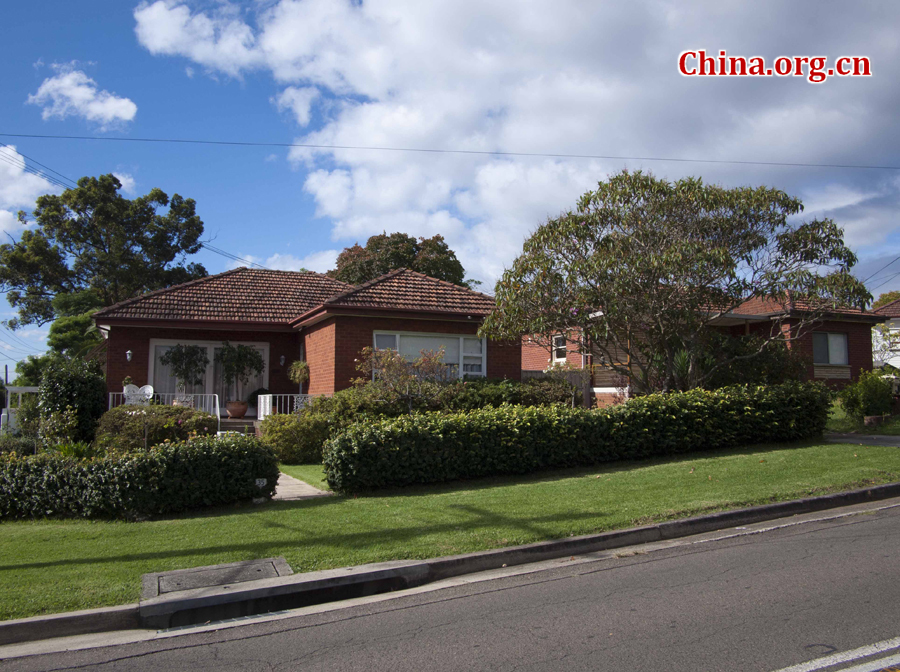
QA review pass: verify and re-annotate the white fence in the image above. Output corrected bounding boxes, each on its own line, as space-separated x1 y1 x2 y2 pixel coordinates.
257 394 331 421
0 386 39 434
108 392 221 432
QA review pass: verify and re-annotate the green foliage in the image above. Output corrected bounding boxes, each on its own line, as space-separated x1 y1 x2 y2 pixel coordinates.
287 360 310 385
701 336 810 389
95 405 218 453
438 377 576 410
159 344 210 390
39 406 79 446
264 377 574 465
328 232 467 286
323 382 832 493
873 291 900 310
481 169 871 393
214 342 266 400
0 433 39 455
37 358 107 444
0 174 207 329
260 412 333 464
0 435 279 519
354 346 454 412
13 353 55 386
839 371 893 420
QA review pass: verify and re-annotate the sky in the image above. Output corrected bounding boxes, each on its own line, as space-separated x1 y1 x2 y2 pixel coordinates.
1 0 899 371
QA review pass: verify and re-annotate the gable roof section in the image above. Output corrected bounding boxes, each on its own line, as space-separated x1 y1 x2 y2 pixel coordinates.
94 268 354 325
321 268 496 316
734 295 880 321
874 297 900 318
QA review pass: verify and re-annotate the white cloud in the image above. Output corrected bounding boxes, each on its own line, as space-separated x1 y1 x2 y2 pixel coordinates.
225 250 340 273
113 172 137 194
185 66 195 78
272 86 319 126
26 64 137 129
135 0 900 287
0 145 59 236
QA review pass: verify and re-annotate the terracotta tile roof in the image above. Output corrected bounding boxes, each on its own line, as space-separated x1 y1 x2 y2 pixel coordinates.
874 298 900 318
734 295 875 318
94 268 354 324
322 268 496 316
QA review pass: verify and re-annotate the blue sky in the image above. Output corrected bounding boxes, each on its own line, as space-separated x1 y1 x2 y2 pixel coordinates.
2 0 900 370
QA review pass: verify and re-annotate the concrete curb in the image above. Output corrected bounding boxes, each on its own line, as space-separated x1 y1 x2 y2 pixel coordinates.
4 481 900 643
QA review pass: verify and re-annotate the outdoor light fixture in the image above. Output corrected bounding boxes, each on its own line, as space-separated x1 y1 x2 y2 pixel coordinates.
125 350 132 362
279 355 286 366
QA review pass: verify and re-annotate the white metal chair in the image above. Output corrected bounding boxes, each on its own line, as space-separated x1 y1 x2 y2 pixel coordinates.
123 384 154 406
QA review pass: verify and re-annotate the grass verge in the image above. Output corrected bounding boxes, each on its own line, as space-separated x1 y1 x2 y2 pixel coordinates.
1 441 898 621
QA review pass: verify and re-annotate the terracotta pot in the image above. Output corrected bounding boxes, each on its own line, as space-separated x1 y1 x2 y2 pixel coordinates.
226 400 249 419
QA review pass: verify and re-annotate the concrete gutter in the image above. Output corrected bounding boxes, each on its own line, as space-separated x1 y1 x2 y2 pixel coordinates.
3 481 900 644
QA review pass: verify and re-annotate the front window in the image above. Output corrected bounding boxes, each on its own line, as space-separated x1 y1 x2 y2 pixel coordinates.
149 339 269 414
552 335 567 363
374 332 487 378
812 332 848 365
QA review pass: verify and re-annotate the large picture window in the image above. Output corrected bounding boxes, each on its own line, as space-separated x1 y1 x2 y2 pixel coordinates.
373 332 486 378
148 339 270 412
812 332 848 365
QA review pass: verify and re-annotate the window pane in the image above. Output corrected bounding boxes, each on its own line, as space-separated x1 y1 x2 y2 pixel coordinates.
399 335 460 364
462 356 483 374
553 335 567 360
828 333 848 365
812 333 829 364
463 338 483 355
375 334 397 350
154 345 206 396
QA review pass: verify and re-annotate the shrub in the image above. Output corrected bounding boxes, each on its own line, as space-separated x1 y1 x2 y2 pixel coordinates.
95 405 218 452
260 412 333 463
839 371 893 420
323 382 832 493
439 377 576 410
37 358 106 444
0 435 279 520
0 433 39 455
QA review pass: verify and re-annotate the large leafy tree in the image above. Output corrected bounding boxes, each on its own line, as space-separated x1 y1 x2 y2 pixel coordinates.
481 170 871 393
0 174 207 330
328 232 468 286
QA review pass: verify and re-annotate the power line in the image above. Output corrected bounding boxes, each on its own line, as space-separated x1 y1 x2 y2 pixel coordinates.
0 146 74 190
862 254 900 284
200 243 269 270
0 143 77 187
2 131 900 171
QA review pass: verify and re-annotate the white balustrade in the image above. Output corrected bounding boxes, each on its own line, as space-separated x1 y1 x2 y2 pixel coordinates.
108 392 221 433
256 393 330 421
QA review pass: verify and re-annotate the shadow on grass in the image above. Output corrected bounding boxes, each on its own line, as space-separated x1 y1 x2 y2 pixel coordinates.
0 505 607 572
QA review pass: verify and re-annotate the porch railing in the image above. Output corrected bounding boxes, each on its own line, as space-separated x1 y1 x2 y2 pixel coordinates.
0 386 39 434
257 393 331 422
108 392 221 433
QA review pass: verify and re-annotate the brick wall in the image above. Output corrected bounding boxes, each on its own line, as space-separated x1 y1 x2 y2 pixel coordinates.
105 325 300 394
328 316 521 392
788 319 874 389
303 318 336 395
522 332 585 371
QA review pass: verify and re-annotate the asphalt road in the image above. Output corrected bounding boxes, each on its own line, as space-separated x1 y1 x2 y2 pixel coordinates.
4 503 900 672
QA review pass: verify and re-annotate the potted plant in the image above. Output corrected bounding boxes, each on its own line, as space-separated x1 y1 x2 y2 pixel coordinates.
287 360 309 391
159 344 209 406
214 342 266 418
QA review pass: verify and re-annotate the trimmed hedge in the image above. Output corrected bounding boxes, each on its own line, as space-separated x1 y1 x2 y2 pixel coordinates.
262 377 577 465
0 435 279 519
95 405 219 453
323 382 832 493
260 412 333 464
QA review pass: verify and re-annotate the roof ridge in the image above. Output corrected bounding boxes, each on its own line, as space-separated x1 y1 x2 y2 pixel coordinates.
94 267 246 317
396 267 496 300
323 267 407 304
874 296 900 313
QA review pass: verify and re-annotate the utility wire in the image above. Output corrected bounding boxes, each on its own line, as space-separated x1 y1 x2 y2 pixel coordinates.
861 254 900 284
0 143 77 187
0 151 72 191
2 132 900 171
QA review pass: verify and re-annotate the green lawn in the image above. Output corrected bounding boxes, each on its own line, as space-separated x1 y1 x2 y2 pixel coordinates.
826 400 900 435
1 441 899 621
279 464 329 491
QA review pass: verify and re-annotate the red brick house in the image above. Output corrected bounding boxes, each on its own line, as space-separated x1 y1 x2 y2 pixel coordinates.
522 297 885 405
93 267 521 414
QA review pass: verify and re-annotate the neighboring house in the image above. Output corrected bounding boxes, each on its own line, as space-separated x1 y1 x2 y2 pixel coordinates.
873 298 900 368
93 267 521 415
522 297 885 406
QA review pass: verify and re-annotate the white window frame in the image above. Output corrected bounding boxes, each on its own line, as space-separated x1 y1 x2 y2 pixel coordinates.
552 334 568 364
373 331 487 379
148 338 271 394
811 332 849 366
